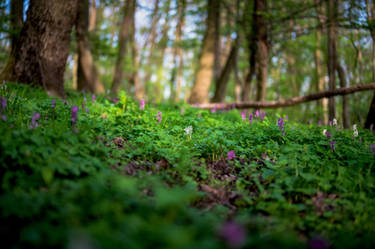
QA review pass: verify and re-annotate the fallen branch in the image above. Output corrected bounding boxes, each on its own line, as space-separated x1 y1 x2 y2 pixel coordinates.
193 82 375 110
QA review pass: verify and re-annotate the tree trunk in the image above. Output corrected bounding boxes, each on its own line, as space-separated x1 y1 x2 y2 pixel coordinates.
314 0 328 124
111 0 136 95
326 0 337 121
88 0 97 32
1 0 24 82
365 0 375 129
255 0 268 101
130 4 141 100
188 0 220 104
212 39 238 102
213 0 221 84
0 0 78 98
141 0 161 98
242 0 256 101
76 0 104 94
154 0 171 103
170 0 185 102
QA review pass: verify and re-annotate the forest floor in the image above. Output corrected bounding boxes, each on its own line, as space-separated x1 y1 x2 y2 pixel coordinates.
1 83 375 249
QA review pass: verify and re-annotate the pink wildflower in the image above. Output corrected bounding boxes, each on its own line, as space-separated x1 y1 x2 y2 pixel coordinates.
157 111 162 123
227 151 236 160
139 99 145 110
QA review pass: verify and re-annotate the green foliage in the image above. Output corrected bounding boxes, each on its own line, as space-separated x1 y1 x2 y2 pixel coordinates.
1 84 375 249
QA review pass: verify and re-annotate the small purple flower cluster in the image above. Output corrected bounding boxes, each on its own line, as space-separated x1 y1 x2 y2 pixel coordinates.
71 105 79 125
30 112 40 129
0 97 7 121
219 221 245 248
227 150 236 160
277 117 285 136
139 99 145 110
247 109 266 124
157 111 162 123
323 129 336 151
91 94 96 103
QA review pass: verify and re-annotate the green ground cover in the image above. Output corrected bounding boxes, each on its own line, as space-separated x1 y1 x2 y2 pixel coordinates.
1 83 375 249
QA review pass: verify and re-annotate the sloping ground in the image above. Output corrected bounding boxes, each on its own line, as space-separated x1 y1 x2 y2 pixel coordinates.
1 84 375 249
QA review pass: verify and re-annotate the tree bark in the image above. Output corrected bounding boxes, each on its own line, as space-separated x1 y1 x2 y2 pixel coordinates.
194 82 375 109
365 0 375 129
188 0 220 104
211 39 238 102
336 64 350 128
0 0 78 98
154 0 171 103
170 0 185 102
255 0 268 101
88 0 97 32
130 4 141 100
76 0 104 94
326 0 337 121
314 0 328 124
111 0 136 95
141 0 161 98
242 0 256 101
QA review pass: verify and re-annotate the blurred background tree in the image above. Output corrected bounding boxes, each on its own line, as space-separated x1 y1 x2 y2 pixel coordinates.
0 0 375 127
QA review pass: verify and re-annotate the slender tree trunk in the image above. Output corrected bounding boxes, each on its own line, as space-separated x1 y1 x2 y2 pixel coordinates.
141 0 161 98
212 39 238 102
188 0 219 104
314 0 328 124
170 0 186 102
0 0 78 98
111 0 136 95
326 0 337 121
1 0 23 82
130 5 141 100
255 0 268 101
242 0 256 101
76 0 104 94
336 64 350 128
154 0 171 102
213 0 221 84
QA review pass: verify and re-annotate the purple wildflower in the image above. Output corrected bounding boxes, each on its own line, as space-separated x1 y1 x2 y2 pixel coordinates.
139 99 145 110
317 120 322 126
30 112 40 129
81 97 87 109
324 130 332 139
112 97 119 104
248 114 253 124
71 105 79 125
231 103 236 109
181 108 185 115
1 115 6 121
227 151 236 160
255 109 260 117
308 237 329 249
219 221 245 248
51 99 56 109
91 94 96 102
241 112 246 121
85 108 89 113
329 140 336 151
285 115 288 120
157 111 162 123
328 120 332 126
260 112 266 121
277 117 285 135
211 108 217 113
370 145 375 155
0 97 7 111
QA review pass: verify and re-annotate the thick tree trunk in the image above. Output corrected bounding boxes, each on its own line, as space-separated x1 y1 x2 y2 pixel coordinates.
188 0 220 104
89 0 97 32
365 0 375 129
255 0 268 102
194 82 375 109
111 0 136 95
76 0 104 94
0 0 78 98
326 0 337 121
